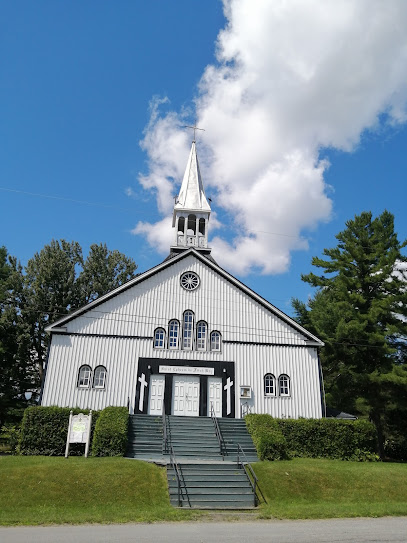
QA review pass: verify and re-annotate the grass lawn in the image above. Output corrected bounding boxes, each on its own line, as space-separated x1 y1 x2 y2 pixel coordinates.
0 456 202 526
254 458 407 519
2 456 407 525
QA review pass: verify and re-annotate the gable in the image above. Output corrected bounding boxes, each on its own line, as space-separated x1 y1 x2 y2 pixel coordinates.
46 250 322 346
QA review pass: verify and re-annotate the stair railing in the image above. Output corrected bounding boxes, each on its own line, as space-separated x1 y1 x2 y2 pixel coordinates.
169 444 189 507
210 402 227 459
162 404 168 454
237 443 267 506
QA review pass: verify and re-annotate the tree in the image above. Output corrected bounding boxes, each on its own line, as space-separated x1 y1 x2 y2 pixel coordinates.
0 248 34 427
293 211 407 457
23 240 137 387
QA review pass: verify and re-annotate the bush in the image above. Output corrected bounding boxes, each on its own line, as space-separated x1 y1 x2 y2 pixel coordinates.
19 406 98 456
91 406 129 457
245 414 290 460
245 414 378 461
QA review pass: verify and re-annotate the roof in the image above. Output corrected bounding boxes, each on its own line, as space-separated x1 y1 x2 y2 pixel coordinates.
45 248 324 346
172 141 211 226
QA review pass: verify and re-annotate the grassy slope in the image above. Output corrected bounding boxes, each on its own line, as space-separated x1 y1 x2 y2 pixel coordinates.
2 456 407 525
254 458 407 519
0 457 201 525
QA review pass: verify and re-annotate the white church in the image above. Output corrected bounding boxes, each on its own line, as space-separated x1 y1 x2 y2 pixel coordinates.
41 141 324 420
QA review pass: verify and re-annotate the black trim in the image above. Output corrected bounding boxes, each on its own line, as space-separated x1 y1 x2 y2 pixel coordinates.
47 248 322 345
52 331 152 340
39 343 51 405
135 357 235 418
223 340 318 347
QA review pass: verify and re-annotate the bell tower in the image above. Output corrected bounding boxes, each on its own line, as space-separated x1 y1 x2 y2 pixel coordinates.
171 140 212 255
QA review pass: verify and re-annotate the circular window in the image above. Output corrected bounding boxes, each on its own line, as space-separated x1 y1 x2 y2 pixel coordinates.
180 271 200 291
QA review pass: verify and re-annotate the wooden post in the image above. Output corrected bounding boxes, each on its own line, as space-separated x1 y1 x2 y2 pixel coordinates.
65 410 73 458
84 410 92 458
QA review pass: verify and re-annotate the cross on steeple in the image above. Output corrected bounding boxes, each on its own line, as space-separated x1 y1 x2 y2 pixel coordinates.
184 121 205 142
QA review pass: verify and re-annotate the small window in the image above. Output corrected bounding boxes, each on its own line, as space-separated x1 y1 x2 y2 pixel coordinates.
154 328 165 349
183 311 194 350
168 320 179 349
196 321 207 351
279 374 290 396
210 331 221 352
93 366 107 389
78 365 91 388
264 374 275 396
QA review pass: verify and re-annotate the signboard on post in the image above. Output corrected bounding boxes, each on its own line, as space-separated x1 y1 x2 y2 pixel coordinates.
65 411 92 458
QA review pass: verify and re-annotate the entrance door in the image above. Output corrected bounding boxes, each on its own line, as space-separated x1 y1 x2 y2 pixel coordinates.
208 377 222 417
172 376 200 416
148 375 165 415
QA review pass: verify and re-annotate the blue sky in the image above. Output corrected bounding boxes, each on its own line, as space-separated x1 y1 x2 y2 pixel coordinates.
1 1 407 316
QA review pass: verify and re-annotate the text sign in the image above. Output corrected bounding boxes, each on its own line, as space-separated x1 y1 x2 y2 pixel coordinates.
69 414 90 443
159 365 214 376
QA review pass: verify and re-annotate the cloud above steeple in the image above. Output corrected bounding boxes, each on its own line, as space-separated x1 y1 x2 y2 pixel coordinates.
132 0 407 275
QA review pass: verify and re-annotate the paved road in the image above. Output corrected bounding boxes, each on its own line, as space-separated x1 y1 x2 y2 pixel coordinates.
1 518 406 543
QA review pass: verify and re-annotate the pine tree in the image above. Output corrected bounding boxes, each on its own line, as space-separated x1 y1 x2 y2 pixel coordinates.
293 211 407 456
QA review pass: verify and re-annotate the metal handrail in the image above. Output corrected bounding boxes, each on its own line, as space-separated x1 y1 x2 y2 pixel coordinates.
237 443 267 506
169 444 189 507
162 404 168 454
210 402 227 458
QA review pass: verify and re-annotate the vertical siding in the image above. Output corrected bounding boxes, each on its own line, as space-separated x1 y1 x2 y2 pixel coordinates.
42 254 322 419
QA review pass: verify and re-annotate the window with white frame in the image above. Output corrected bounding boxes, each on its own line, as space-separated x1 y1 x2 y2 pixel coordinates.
210 331 221 352
279 374 290 396
154 328 165 349
264 373 275 396
196 321 207 351
78 365 91 388
183 311 194 349
93 365 107 389
168 320 179 349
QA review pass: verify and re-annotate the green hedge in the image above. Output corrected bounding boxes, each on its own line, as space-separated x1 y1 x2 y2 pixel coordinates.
91 406 129 457
19 406 99 456
245 414 378 461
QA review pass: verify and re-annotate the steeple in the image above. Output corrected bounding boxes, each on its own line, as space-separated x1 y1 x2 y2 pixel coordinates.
171 141 212 254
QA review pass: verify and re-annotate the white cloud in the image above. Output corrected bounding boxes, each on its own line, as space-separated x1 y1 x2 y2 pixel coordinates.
133 0 407 275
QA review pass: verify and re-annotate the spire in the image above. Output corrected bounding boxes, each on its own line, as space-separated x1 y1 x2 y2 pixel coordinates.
171 141 211 254
174 141 211 216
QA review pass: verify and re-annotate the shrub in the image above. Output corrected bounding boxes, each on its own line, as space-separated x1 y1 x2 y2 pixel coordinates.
245 414 378 461
19 406 98 456
245 414 290 460
91 406 129 457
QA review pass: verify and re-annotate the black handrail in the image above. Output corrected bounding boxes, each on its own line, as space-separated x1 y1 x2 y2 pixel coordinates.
162 404 168 454
169 444 189 507
237 443 267 506
210 402 227 458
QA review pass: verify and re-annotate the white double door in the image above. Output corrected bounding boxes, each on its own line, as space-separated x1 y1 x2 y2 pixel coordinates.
172 375 200 416
148 375 165 416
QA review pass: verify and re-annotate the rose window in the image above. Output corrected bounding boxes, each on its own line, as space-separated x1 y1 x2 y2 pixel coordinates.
180 272 200 291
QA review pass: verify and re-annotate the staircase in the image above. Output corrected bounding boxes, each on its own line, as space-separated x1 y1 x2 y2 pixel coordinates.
126 414 163 460
219 418 258 462
126 414 262 509
167 462 255 509
167 415 223 460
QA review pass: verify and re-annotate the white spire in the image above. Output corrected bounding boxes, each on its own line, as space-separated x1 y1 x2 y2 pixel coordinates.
171 141 211 253
174 141 211 215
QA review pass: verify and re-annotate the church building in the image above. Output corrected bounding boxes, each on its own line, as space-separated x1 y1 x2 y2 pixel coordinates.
41 141 324 419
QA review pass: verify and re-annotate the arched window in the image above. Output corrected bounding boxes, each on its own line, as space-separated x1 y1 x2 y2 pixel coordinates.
168 320 179 349
78 365 91 388
199 218 205 235
177 216 185 234
187 214 196 235
210 331 221 352
183 310 194 350
196 321 207 351
279 374 290 396
154 328 165 349
264 374 275 396
93 366 107 389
